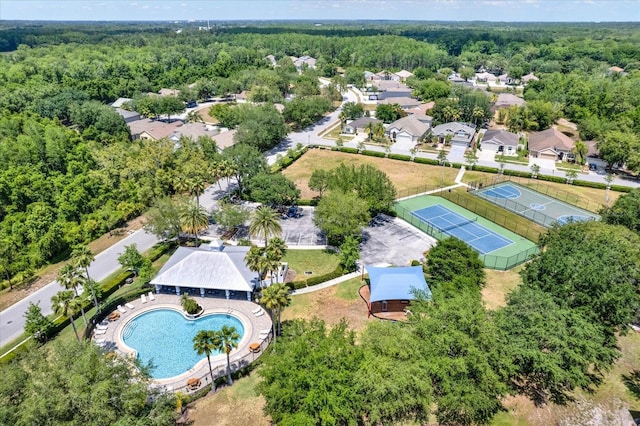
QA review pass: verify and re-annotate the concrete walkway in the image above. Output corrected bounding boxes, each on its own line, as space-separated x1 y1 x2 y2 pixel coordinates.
291 271 361 295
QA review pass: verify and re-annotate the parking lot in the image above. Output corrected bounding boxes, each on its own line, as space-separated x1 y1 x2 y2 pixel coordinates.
280 207 327 246
360 214 437 266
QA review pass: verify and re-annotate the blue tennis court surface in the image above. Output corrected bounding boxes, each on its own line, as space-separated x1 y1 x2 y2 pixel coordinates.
411 205 513 255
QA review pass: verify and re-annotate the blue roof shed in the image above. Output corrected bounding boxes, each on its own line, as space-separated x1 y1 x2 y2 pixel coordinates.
367 265 431 303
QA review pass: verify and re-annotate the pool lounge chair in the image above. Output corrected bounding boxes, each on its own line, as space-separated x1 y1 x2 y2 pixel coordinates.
117 305 127 313
94 338 106 344
251 306 262 315
125 302 135 310
148 291 156 301
254 308 265 317
141 294 147 304
96 324 108 331
94 329 107 335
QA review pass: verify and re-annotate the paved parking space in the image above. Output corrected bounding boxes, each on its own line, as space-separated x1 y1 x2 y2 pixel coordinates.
360 214 437 266
280 207 327 246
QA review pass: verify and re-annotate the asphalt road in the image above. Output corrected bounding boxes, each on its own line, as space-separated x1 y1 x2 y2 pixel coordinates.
0 179 234 349
2 86 638 350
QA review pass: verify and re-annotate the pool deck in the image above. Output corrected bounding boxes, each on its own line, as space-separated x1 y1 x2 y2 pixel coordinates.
92 293 272 393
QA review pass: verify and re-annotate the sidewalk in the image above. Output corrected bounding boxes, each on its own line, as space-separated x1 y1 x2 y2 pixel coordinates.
291 271 361 295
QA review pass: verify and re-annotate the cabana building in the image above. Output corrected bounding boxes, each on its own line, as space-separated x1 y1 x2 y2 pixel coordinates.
364 265 431 319
150 242 259 300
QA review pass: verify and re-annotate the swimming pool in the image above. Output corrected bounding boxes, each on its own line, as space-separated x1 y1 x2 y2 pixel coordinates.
122 309 245 379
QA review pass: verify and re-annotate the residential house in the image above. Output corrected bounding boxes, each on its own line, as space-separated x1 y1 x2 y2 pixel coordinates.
378 86 413 100
584 140 607 169
497 74 518 85
159 88 180 97
608 66 625 74
343 117 382 135
364 70 379 81
407 102 435 116
521 73 539 84
210 129 237 150
394 70 414 82
115 108 141 123
265 54 277 66
128 118 183 141
375 71 400 81
475 72 497 84
528 127 576 161
431 122 477 148
492 93 526 112
386 115 431 145
378 97 421 110
290 56 317 70
480 129 520 154
110 97 133 108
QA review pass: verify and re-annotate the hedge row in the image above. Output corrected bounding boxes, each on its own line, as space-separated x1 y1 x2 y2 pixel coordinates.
388 153 412 161
270 146 309 172
361 150 386 158
286 266 344 290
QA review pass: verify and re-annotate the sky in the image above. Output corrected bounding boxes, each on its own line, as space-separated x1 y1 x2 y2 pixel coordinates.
1 0 638 22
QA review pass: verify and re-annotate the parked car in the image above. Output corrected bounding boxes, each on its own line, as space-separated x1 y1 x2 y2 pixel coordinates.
589 163 597 171
185 100 197 108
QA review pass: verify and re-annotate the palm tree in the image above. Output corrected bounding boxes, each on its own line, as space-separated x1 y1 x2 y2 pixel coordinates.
173 175 190 195
186 110 203 123
179 201 209 246
249 206 282 248
372 121 385 142
193 330 218 393
189 176 207 207
213 325 240 385
530 163 541 178
259 283 291 343
266 237 287 262
572 140 588 166
364 121 375 141
72 245 99 310
472 106 485 126
244 246 267 288
51 290 82 342
57 264 88 326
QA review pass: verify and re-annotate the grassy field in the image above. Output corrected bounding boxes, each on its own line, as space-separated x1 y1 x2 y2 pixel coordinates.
282 149 460 200
283 249 340 282
189 372 270 426
482 265 523 310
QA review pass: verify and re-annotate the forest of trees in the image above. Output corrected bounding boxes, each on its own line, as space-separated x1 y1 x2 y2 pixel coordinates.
0 20 639 425
0 19 638 291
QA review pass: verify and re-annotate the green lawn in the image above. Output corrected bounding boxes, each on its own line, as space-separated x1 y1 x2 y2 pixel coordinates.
283 249 340 282
334 277 364 301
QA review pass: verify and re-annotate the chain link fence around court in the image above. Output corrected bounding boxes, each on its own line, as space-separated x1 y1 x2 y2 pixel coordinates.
394 202 539 270
467 174 601 213
438 190 548 240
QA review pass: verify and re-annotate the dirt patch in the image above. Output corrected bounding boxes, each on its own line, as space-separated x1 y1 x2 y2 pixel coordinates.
282 149 460 200
482 266 523 310
282 280 370 332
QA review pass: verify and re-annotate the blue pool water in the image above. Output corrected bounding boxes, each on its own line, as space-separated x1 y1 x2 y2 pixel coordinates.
122 309 245 379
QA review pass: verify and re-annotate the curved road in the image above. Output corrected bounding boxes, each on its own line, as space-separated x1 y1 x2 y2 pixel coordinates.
2 85 638 349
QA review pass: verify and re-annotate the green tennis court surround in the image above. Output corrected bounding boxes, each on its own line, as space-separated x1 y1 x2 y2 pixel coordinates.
395 195 539 270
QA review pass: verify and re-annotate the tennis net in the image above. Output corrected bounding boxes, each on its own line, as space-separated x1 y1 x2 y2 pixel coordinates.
434 217 477 233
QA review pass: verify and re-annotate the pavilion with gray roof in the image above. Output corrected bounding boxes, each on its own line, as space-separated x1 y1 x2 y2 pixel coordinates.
150 243 258 301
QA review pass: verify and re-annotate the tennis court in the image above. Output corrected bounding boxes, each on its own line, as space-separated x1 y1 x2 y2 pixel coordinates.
475 182 599 227
395 195 539 270
411 205 512 255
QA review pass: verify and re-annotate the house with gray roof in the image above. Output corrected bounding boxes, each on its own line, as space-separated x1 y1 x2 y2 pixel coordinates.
492 93 526 112
343 117 381 135
150 244 258 300
378 96 421 110
431 122 477 148
386 115 431 145
128 118 184 141
115 108 141 123
480 129 520 154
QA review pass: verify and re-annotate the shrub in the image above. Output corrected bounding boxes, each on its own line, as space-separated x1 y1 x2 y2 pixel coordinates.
473 165 499 174
338 147 358 154
305 266 344 286
414 157 440 166
361 150 385 158
538 175 567 184
410 260 422 266
388 153 411 161
503 169 532 178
